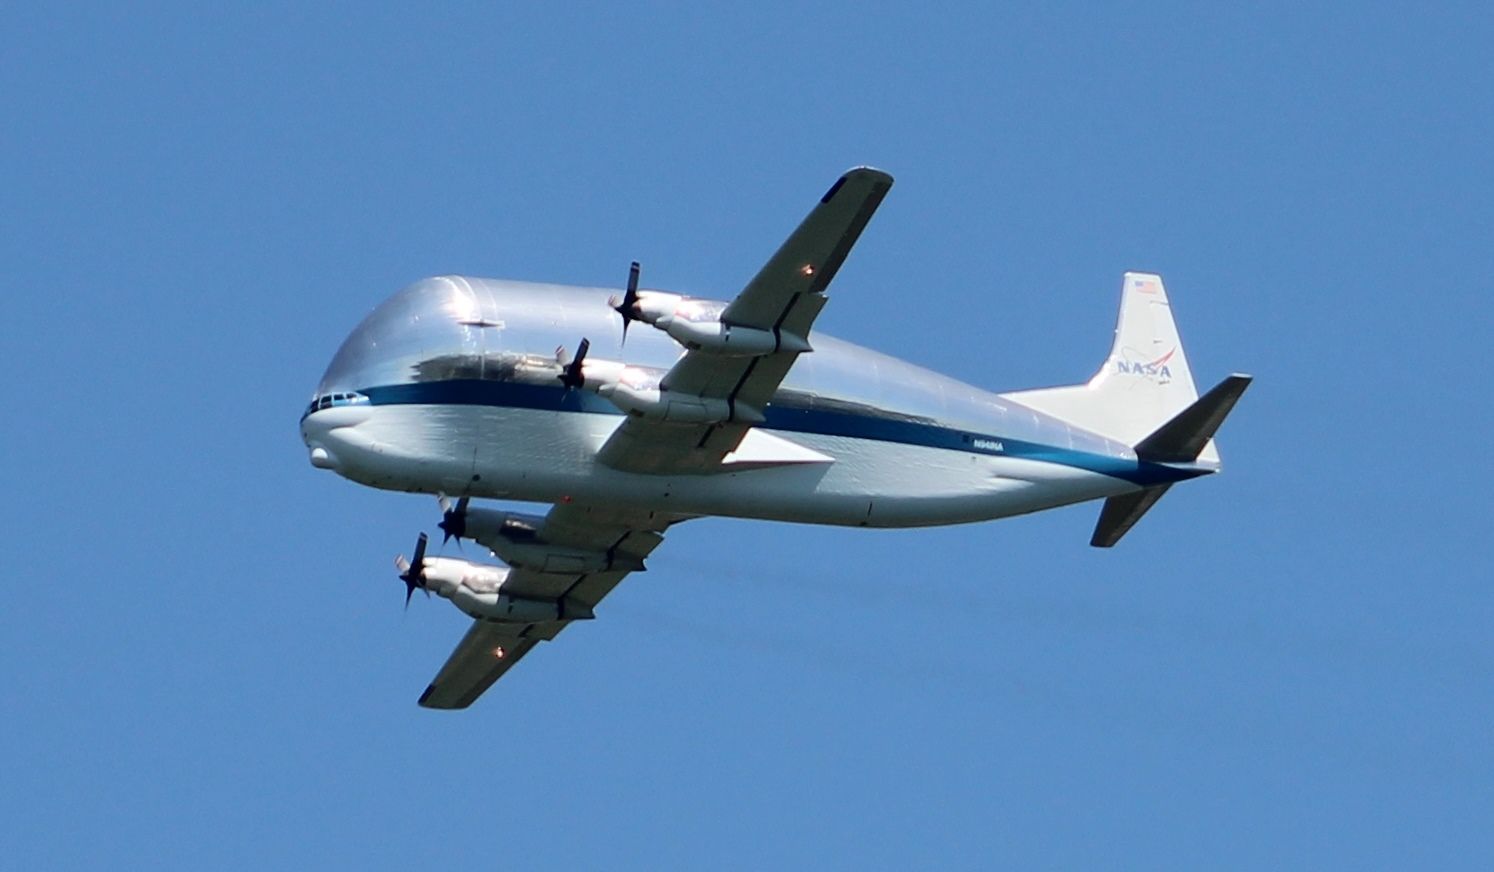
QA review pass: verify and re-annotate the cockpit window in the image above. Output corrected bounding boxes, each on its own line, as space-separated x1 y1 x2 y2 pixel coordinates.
302 391 370 420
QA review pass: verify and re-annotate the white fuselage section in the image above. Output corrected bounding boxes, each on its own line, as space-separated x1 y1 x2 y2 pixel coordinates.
301 276 1180 529
304 402 1136 528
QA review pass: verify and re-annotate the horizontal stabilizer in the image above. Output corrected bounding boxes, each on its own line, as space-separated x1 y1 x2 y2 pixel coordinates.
1091 484 1172 548
1134 374 1253 463
1090 374 1250 547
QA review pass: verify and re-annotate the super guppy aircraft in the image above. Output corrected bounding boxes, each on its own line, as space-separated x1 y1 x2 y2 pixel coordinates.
301 168 1251 708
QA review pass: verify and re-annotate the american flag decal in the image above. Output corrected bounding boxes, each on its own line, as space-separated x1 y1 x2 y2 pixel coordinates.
1131 277 1158 294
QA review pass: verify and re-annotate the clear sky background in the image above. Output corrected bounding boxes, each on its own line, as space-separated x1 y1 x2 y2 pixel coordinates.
3 3 1490 869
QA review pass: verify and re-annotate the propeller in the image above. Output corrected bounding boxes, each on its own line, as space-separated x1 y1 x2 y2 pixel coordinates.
437 493 470 548
394 532 431 609
556 337 590 390
609 261 642 345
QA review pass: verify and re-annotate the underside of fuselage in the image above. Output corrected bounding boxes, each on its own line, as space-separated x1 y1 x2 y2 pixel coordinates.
303 402 1147 527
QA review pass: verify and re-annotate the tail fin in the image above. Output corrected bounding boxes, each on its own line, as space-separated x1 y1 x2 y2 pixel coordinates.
1004 272 1219 461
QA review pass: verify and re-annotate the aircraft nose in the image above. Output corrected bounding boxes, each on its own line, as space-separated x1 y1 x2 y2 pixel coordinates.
300 401 374 472
301 413 342 471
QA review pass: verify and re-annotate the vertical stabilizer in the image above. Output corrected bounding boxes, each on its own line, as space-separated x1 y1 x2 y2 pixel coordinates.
1003 273 1218 462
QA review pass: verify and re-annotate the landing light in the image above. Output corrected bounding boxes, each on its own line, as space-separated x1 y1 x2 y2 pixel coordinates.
493 646 506 659
800 264 815 276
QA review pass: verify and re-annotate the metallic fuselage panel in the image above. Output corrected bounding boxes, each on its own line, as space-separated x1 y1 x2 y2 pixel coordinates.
301 276 1150 527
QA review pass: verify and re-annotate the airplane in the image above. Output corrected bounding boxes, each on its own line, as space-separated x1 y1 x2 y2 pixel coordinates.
300 167 1251 709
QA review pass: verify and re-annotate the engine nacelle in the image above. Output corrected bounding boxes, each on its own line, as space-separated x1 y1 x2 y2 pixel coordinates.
633 290 683 323
632 294 809 357
576 357 628 387
662 319 779 355
651 297 811 356
453 508 642 574
599 382 764 424
418 556 593 622
493 539 641 574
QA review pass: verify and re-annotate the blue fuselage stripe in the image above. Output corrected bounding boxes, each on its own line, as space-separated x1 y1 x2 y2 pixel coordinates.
354 380 1204 486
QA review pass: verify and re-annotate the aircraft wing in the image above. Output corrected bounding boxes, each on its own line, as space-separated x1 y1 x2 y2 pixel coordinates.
418 622 541 709
598 167 894 473
417 502 682 709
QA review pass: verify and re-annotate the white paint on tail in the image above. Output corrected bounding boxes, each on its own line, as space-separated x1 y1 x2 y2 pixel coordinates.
1003 272 1220 464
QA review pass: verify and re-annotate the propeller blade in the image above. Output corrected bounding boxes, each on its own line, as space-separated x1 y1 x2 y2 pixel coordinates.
436 493 454 543
397 533 431 610
438 495 472 545
410 532 428 573
557 338 591 390
616 261 641 345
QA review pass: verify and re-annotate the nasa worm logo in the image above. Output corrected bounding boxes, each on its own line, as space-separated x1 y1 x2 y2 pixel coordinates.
1114 347 1176 384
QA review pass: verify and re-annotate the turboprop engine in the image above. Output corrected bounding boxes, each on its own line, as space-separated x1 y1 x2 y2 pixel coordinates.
437 496 646 574
394 533 593 622
555 340 762 424
599 366 763 424
608 260 809 356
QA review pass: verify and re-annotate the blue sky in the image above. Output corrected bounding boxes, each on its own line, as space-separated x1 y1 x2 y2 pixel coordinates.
3 3 1490 868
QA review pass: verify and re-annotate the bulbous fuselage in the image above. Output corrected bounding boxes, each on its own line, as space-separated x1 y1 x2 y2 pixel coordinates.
300 276 1162 527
